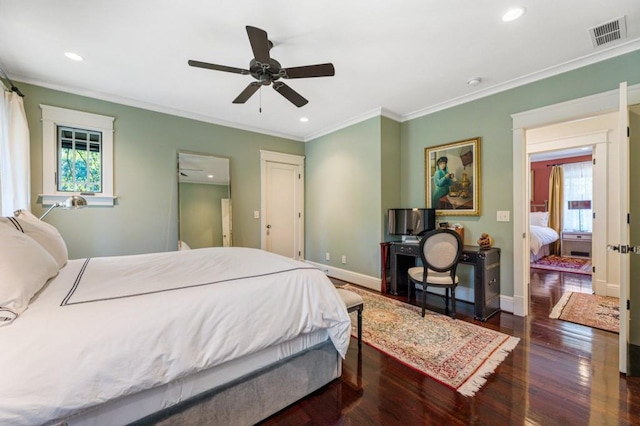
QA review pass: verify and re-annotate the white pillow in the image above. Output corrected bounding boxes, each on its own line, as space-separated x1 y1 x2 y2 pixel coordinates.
1 210 68 268
0 225 59 326
530 211 549 227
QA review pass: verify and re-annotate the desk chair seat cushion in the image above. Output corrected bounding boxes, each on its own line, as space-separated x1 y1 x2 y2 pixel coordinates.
408 267 459 286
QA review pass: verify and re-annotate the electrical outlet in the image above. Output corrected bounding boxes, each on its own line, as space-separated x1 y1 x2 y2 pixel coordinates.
497 210 510 222
341 255 347 264
325 252 330 261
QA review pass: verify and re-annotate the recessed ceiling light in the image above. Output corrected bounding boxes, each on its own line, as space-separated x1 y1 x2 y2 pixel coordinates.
64 52 84 61
467 78 482 86
299 117 309 123
502 7 526 22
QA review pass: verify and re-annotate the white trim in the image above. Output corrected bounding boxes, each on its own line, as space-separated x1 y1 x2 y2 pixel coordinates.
39 194 116 207
40 105 116 206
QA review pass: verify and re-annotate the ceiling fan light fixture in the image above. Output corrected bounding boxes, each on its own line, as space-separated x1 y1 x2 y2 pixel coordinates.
64 52 83 61
502 7 526 22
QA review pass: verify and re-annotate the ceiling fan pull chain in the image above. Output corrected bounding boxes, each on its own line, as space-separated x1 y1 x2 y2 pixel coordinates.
259 86 262 113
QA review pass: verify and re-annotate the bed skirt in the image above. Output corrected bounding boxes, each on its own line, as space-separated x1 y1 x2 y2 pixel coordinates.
132 339 341 425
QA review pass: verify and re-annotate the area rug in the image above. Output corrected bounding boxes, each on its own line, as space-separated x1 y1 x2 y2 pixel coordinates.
549 291 619 333
342 285 520 396
531 255 592 275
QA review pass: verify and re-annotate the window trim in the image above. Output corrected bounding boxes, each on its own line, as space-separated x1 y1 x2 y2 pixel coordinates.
40 105 116 206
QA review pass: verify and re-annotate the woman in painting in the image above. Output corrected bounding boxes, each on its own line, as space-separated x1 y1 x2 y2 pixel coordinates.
432 156 454 208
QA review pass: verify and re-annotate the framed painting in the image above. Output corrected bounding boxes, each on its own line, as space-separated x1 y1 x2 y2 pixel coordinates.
425 137 481 216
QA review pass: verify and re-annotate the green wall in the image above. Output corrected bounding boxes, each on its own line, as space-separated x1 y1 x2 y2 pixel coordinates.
18 48 640 300
305 117 382 276
380 116 402 239
20 82 304 259
304 49 640 299
401 50 640 297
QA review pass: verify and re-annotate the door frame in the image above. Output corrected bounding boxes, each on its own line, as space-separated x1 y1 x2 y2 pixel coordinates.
260 150 305 259
511 83 640 318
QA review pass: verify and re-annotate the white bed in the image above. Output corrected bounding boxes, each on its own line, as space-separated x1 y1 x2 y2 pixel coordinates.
529 212 559 261
0 215 351 426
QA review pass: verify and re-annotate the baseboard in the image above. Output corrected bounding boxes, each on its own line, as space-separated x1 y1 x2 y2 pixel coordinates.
304 260 514 314
305 261 381 291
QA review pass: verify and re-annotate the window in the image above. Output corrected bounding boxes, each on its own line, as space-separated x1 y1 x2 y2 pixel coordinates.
57 126 102 192
562 161 592 232
41 105 115 206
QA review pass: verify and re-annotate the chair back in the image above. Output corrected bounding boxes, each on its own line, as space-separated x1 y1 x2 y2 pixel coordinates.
418 228 463 274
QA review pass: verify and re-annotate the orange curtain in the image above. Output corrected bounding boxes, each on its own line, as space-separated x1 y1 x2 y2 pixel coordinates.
548 166 563 255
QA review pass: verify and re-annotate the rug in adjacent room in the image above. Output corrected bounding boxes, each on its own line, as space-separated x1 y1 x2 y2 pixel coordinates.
549 291 619 333
531 255 592 275
342 285 520 397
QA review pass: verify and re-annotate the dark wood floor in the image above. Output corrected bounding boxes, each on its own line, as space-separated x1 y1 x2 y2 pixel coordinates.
261 269 640 425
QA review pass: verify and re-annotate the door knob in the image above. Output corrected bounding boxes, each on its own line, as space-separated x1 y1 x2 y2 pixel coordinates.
266 224 272 229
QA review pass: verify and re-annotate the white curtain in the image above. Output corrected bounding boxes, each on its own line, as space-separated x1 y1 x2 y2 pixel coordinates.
562 161 592 232
0 89 30 216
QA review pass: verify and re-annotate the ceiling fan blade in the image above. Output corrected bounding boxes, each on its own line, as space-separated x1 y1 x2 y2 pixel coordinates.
246 26 271 64
188 60 249 75
272 82 308 107
283 63 335 79
233 82 261 104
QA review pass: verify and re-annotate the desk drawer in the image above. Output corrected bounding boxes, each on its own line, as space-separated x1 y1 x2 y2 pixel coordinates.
395 244 419 256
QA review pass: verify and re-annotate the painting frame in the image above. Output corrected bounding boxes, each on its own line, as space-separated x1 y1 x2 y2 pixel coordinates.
425 137 481 216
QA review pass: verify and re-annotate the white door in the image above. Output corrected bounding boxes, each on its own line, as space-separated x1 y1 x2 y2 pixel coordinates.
260 151 304 259
616 82 630 373
221 198 232 247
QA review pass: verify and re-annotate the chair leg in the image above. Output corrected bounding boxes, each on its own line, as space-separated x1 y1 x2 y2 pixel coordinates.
357 306 362 349
451 287 456 319
444 289 450 316
421 285 427 317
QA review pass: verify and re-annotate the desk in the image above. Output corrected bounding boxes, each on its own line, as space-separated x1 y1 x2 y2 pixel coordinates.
388 242 500 321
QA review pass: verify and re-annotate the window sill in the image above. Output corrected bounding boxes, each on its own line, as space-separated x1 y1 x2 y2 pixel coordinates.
39 194 117 207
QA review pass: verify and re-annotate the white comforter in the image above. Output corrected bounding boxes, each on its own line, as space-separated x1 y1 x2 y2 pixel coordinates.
530 225 560 254
0 247 351 425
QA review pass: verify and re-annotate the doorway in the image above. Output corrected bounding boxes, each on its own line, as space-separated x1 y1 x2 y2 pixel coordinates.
260 150 305 259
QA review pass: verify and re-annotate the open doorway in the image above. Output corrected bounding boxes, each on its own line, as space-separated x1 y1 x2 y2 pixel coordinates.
529 148 593 277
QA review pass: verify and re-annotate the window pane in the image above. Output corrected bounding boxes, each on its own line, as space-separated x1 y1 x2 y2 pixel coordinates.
57 126 102 193
562 161 592 232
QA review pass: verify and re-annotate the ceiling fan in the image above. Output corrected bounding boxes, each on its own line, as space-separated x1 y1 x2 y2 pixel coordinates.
188 26 335 108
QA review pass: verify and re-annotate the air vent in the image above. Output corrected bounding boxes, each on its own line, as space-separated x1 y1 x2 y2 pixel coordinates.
589 16 627 47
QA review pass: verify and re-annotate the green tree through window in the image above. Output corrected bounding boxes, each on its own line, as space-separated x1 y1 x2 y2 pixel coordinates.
57 126 102 193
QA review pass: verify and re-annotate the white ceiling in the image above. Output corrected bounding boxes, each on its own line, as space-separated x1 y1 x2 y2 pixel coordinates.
1 1 640 142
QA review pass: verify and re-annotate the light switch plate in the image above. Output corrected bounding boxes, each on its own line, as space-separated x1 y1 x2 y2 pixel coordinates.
497 210 510 222
254 211 260 219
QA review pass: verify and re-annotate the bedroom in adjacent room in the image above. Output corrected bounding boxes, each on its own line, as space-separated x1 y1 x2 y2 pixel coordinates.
527 147 619 334
529 149 593 277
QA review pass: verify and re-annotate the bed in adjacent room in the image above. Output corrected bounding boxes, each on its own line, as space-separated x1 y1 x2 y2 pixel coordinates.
0 212 351 426
529 211 560 262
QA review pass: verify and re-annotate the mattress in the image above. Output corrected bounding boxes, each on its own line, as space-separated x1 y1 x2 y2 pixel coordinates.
0 247 351 425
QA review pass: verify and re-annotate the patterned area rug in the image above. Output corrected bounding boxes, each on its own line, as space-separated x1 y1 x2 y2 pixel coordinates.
549 291 619 333
342 285 520 396
531 255 592 275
